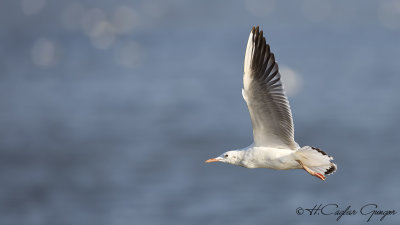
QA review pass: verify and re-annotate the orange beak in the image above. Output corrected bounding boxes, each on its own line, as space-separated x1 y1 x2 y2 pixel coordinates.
205 158 220 163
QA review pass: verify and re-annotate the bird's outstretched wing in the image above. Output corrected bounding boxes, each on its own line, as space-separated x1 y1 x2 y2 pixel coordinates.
242 26 298 149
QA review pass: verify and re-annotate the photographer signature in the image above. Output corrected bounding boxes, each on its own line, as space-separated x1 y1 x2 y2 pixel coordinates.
296 204 396 222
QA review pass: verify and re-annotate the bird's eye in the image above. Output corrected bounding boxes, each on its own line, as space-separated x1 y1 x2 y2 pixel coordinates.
224 154 228 158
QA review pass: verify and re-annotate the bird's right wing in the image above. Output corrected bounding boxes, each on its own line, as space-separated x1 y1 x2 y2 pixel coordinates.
242 26 298 149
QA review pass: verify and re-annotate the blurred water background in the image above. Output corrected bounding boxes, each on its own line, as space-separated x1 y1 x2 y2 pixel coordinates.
1 0 400 224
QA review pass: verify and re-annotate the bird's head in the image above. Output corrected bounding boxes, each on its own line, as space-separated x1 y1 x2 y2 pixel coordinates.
205 150 243 166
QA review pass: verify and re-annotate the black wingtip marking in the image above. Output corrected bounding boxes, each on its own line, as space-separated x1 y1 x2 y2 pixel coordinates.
249 26 282 89
252 26 261 37
264 53 275 80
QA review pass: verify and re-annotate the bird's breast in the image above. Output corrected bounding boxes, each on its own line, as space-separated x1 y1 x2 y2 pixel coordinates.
241 147 300 170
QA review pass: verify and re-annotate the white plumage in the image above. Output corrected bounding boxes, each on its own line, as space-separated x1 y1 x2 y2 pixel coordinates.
206 26 336 181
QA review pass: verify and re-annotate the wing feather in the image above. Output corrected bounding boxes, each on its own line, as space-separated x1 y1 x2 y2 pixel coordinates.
243 26 298 149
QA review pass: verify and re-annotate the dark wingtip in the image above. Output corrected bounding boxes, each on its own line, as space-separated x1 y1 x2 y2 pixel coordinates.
251 26 256 33
270 53 275 62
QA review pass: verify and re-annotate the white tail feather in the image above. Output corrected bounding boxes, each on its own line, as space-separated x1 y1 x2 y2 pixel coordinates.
295 146 337 175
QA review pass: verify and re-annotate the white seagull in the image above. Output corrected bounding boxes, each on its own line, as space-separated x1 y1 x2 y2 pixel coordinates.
205 26 336 181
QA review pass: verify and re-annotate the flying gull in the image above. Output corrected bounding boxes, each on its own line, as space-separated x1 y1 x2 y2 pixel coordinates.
205 26 336 181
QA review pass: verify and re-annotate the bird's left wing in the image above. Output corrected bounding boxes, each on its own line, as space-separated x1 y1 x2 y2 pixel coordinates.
242 26 298 149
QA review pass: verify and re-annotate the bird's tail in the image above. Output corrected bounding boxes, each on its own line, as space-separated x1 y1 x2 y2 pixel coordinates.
295 146 337 175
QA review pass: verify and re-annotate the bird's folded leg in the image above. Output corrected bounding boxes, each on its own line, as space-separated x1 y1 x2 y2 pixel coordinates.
296 160 326 181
